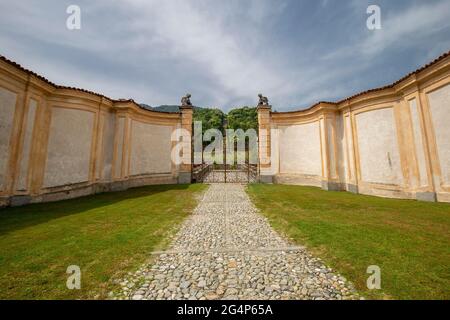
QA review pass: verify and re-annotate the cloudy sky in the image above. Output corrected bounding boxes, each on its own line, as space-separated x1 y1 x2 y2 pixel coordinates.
1 0 450 111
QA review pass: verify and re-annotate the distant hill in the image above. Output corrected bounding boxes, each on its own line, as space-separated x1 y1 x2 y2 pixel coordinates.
153 105 181 112
139 104 180 112
139 103 153 110
139 104 210 113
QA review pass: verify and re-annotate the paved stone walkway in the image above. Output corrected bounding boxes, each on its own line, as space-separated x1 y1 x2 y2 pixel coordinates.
202 170 257 183
111 184 359 300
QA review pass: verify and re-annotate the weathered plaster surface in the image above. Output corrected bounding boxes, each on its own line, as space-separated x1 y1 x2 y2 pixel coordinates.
274 173 322 187
115 117 125 179
326 118 337 179
344 116 355 184
16 99 37 191
356 108 403 186
260 51 450 203
409 99 428 187
101 112 115 181
44 107 94 188
428 84 450 186
0 87 17 191
279 122 322 176
0 57 186 207
130 121 172 176
335 115 347 183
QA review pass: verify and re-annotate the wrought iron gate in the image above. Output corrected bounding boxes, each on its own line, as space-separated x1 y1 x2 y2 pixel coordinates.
193 163 258 183
192 138 259 184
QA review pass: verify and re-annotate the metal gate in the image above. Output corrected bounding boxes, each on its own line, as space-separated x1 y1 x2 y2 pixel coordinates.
193 163 258 183
192 138 258 184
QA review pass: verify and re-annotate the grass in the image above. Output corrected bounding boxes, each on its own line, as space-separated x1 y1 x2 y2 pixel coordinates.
0 184 206 300
247 184 450 300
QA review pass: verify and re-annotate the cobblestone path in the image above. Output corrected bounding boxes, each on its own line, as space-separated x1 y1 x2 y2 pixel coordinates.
113 184 359 300
202 170 257 183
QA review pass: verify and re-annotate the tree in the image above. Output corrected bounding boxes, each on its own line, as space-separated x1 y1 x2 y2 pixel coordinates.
192 106 258 133
193 107 225 134
226 106 258 132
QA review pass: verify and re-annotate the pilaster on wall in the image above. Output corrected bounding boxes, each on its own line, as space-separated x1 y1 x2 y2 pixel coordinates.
418 86 444 202
8 77 52 201
400 90 436 202
112 112 126 181
123 114 131 180
394 97 420 191
257 105 273 183
6 76 30 196
393 101 409 190
319 111 341 191
179 106 193 184
342 111 358 193
29 95 51 197
329 116 340 190
90 98 109 183
88 99 102 183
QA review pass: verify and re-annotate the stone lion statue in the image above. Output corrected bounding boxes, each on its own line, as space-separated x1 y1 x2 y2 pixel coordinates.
181 93 192 107
258 93 269 106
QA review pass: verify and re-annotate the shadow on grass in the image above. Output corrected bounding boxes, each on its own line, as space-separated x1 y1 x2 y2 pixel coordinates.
0 184 192 236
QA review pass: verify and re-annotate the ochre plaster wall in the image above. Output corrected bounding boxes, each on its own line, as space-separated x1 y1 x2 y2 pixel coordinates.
355 107 402 186
427 84 450 186
0 57 187 207
130 121 173 176
260 53 450 202
44 107 94 188
0 87 17 192
279 122 322 176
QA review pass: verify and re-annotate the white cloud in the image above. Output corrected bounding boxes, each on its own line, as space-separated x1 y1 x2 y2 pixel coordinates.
0 0 448 111
325 0 450 60
360 0 450 56
119 0 292 107
321 0 330 8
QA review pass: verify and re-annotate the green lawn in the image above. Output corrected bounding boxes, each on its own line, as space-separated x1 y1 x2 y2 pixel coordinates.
0 184 206 300
247 184 450 300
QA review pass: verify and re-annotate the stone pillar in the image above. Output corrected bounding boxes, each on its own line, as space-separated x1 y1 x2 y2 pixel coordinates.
257 105 273 183
179 105 193 184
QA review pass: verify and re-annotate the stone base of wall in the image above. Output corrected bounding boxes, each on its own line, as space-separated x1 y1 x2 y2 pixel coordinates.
357 184 415 200
274 174 322 188
0 197 9 208
0 174 178 208
260 175 274 184
178 172 192 184
346 184 359 194
272 175 450 203
436 192 450 203
321 181 344 191
416 192 437 202
108 174 178 192
10 196 33 207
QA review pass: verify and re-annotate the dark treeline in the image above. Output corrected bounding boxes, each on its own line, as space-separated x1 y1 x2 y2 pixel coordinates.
141 104 258 133
194 106 258 134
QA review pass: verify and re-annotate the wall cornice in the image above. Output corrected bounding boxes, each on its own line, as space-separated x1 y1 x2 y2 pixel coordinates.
113 100 181 122
0 54 181 120
271 102 338 123
272 50 450 118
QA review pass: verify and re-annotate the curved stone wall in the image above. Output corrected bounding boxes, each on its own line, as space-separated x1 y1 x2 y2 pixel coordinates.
258 52 450 202
2 52 449 206
0 57 191 207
